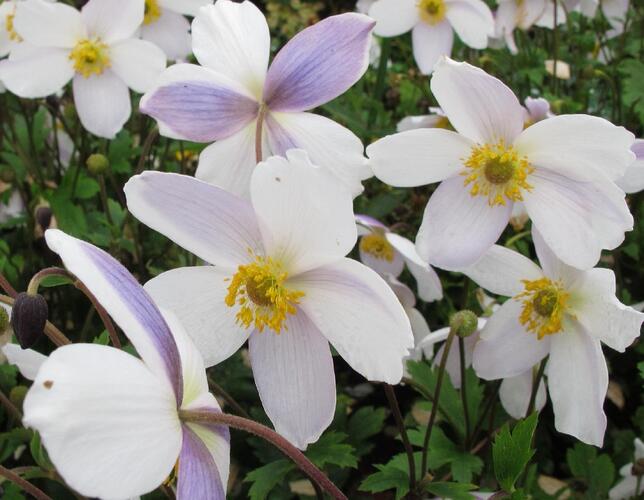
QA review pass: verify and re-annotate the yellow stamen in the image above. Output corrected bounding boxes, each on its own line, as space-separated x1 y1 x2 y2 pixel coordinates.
359 232 395 262
418 0 446 25
225 255 304 334
461 140 534 206
516 277 570 339
144 0 162 25
5 10 21 42
69 38 111 78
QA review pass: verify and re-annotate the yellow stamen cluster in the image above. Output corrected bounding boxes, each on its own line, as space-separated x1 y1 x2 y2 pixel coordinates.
418 0 446 25
359 232 395 262
69 38 111 78
516 277 570 339
462 140 534 206
144 0 162 25
5 11 21 42
225 255 304 334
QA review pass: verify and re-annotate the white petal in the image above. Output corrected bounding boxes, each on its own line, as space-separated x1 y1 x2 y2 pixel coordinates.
1 344 47 380
547 321 607 446
531 226 580 285
145 267 250 368
418 326 451 360
411 21 454 75
359 237 405 277
141 11 192 61
251 150 357 275
23 344 182 499
249 312 336 450
14 0 84 48
367 128 473 187
369 0 419 36
73 72 131 139
445 0 495 49
291 258 414 384
499 369 547 419
109 38 166 93
408 307 431 348
160 0 213 16
81 0 143 43
416 176 512 270
192 1 269 99
609 477 640 500
616 140 644 194
473 299 551 379
462 244 544 297
1 45 73 98
431 58 524 144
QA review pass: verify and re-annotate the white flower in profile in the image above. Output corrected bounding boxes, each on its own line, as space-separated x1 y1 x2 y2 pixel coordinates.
609 438 644 499
0 0 166 138
124 150 414 449
616 139 644 194
140 0 212 61
576 0 629 37
22 229 230 499
495 0 547 54
534 0 567 29
396 107 451 133
141 0 374 198
368 58 635 271
463 229 644 445
356 214 443 302
368 0 494 74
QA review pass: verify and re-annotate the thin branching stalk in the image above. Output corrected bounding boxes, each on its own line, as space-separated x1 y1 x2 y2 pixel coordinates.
458 337 471 448
383 383 417 492
526 358 548 416
0 465 54 500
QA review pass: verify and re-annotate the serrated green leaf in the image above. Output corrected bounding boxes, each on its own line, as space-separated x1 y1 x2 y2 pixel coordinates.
359 461 410 500
346 406 386 457
305 431 357 469
244 460 293 500
493 412 538 492
566 443 615 498
424 481 477 500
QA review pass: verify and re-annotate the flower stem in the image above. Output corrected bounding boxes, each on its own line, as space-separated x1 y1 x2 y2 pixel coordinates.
0 271 18 298
0 388 22 421
207 375 250 419
0 465 53 500
458 337 471 448
526 358 547 416
255 104 268 164
383 384 416 491
179 410 347 500
134 125 159 175
367 38 390 130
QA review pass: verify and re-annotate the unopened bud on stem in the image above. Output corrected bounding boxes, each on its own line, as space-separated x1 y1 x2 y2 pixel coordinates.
86 153 110 176
449 310 478 338
11 292 48 349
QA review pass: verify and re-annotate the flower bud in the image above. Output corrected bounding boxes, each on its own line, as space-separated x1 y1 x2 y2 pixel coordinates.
86 153 110 176
11 292 48 349
449 310 478 338
35 206 53 232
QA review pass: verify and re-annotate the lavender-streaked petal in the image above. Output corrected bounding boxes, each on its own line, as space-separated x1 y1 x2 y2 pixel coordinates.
355 214 388 231
45 229 183 404
263 13 375 112
264 113 297 156
177 425 226 500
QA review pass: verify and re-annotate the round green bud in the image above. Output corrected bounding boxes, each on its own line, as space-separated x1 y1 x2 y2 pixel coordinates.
86 153 110 176
449 310 478 338
10 386 28 410
0 307 9 333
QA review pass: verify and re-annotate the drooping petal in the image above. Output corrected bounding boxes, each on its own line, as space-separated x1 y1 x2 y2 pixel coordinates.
140 10 192 61
81 0 143 44
445 0 494 49
431 58 524 144
176 425 226 500
411 21 454 75
263 13 374 112
265 112 370 197
23 344 182 499
250 150 357 275
45 229 183 401
72 72 131 139
14 0 85 48
616 140 644 194
249 311 336 450
417 326 451 359
385 274 417 310
160 0 212 17
191 1 269 99
473 299 551 380
461 245 544 297
408 307 431 348
125 171 264 270
140 63 259 143
367 128 473 187
416 176 513 270
547 321 607 446
514 114 636 182
1 344 47 380
369 0 419 37
108 38 166 94
499 369 547 419
146 267 250 368
291 258 414 384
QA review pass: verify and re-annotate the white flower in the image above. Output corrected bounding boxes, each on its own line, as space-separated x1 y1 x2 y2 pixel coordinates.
576 0 629 37
0 0 166 138
397 107 450 133
0 189 24 224
368 0 494 74
463 229 644 445
495 0 547 54
124 150 414 449
609 438 644 499
368 58 635 271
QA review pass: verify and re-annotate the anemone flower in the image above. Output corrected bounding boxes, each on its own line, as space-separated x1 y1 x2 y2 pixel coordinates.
141 0 373 198
0 0 166 138
368 58 635 271
609 438 644 499
125 150 413 449
140 0 211 61
462 229 643 445
368 0 494 74
495 0 547 54
356 214 442 302
397 107 451 133
22 229 230 499
577 0 629 37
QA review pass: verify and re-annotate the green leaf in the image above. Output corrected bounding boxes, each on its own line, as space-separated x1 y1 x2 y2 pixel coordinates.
29 432 53 470
492 412 538 492
424 481 477 500
38 275 74 288
359 455 413 500
620 59 644 124
305 432 357 469
92 330 110 345
244 460 293 500
73 175 100 200
566 443 615 498
346 406 386 457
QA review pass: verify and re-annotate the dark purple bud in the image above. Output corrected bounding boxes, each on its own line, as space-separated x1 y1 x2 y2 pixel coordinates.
35 206 53 232
11 292 48 349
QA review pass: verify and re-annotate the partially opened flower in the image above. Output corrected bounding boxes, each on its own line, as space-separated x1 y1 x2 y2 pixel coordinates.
495 0 547 54
609 438 644 499
397 107 451 133
368 0 494 74
463 229 643 445
616 139 644 194
0 0 166 138
125 150 413 449
140 0 211 60
141 0 373 197
22 229 230 499
522 96 552 127
356 214 442 302
368 58 635 270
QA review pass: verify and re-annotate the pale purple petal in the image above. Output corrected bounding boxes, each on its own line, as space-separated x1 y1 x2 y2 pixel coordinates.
355 214 387 230
263 13 375 112
177 425 226 500
264 113 298 155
